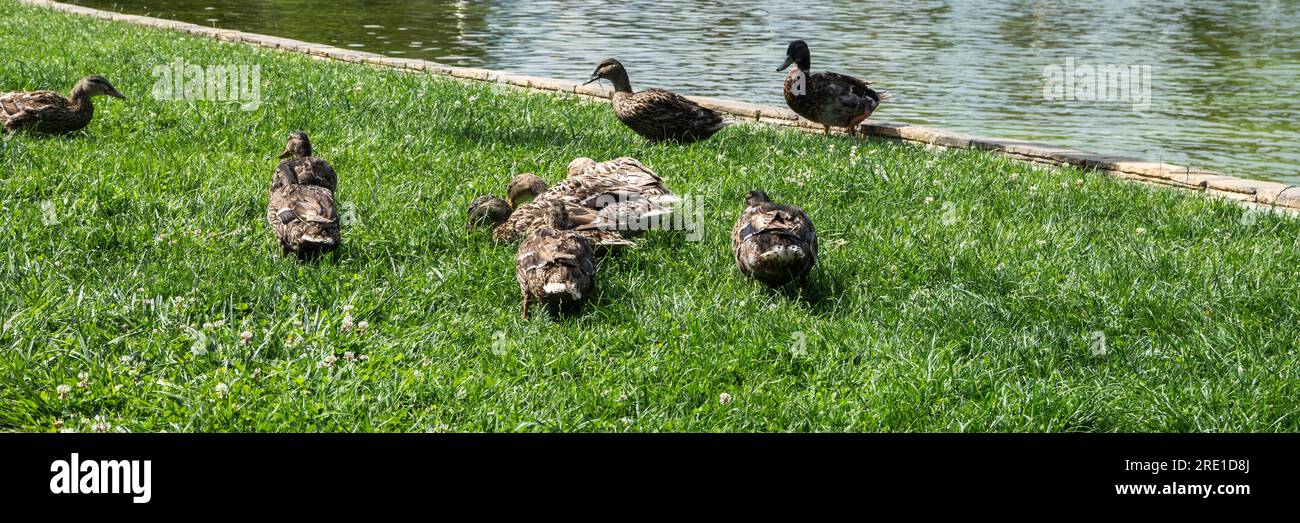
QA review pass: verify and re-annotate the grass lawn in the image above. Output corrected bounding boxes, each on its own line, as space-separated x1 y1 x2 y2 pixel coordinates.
2 0 1299 432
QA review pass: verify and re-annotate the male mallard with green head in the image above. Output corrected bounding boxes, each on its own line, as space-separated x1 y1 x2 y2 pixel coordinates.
1 75 125 134
515 201 597 319
267 132 340 260
778 40 888 136
731 190 818 289
584 59 726 143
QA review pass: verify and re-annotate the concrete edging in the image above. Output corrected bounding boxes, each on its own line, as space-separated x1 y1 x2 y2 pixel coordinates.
20 0 1298 211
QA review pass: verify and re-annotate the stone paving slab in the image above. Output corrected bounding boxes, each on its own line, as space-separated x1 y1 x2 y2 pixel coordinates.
18 0 1297 211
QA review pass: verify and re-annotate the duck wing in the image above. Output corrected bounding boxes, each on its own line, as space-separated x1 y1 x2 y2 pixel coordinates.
267 184 340 256
516 227 596 307
731 202 818 284
614 89 725 142
0 91 74 130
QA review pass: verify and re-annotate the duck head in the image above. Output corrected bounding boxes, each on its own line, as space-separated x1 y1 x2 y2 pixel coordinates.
745 190 771 208
467 195 513 231
72 75 126 100
777 40 811 72
507 173 549 207
584 59 633 93
279 131 312 159
566 157 596 178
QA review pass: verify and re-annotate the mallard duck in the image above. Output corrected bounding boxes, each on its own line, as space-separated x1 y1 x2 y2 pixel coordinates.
274 131 337 192
561 157 679 235
1 75 125 134
731 190 817 288
267 132 340 260
494 172 635 249
467 195 512 232
778 40 888 136
506 173 548 207
516 201 597 319
584 59 726 143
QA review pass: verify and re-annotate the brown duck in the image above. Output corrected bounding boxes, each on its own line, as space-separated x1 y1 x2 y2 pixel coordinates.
515 201 597 319
493 173 634 249
778 40 888 136
584 59 726 143
267 132 340 260
1 75 125 134
467 195 512 232
731 190 818 288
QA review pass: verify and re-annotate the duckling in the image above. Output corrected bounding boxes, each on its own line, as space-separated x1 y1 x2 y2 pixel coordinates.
777 40 888 136
732 190 817 288
274 131 337 192
267 132 340 260
516 201 597 319
467 195 512 232
584 59 726 143
1 75 125 134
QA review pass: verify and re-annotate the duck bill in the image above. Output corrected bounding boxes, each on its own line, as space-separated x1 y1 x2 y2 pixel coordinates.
582 75 599 86
777 56 795 72
106 88 127 100
277 146 293 159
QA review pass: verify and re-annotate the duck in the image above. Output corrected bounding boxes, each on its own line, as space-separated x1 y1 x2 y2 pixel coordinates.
731 190 817 289
561 157 680 235
493 173 635 249
267 132 340 260
515 201 597 319
273 131 337 192
467 195 512 232
1 75 126 134
584 59 727 143
777 40 888 136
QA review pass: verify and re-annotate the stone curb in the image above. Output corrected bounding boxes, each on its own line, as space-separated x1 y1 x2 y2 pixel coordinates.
19 0 1297 211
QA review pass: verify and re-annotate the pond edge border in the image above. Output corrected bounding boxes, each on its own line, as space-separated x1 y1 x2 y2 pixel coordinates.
21 0 1300 211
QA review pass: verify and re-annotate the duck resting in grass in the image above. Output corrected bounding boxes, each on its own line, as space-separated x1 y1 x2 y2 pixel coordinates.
467 195 512 232
491 173 634 249
0 75 125 134
584 59 727 144
777 40 888 136
515 201 597 319
267 132 340 260
731 190 818 289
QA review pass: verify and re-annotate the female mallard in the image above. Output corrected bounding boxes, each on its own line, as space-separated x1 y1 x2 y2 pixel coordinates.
584 59 726 143
273 131 337 192
561 157 679 235
731 190 817 289
777 40 887 136
467 195 512 232
267 132 340 260
1 75 125 134
493 172 634 249
516 201 597 319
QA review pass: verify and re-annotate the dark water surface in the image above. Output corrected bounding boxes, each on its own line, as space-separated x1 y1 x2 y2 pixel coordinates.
72 0 1299 181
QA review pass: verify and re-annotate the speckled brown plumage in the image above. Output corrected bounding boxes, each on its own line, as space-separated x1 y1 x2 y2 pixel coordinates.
585 59 726 143
267 132 340 260
778 41 886 135
515 202 597 319
0 75 125 134
731 190 818 288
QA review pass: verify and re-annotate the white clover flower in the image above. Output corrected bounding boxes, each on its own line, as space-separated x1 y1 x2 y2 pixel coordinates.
56 384 71 400
119 355 134 365
343 351 356 361
1136 227 1147 234
92 416 111 432
719 392 733 405
357 321 369 333
240 331 253 346
358 354 370 362
340 314 355 333
77 372 89 389
215 382 229 398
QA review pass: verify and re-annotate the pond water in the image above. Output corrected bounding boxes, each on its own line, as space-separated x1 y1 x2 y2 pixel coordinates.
71 0 1299 182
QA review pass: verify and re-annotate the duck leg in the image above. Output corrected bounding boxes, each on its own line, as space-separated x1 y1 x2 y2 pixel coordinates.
521 293 531 320
822 125 830 136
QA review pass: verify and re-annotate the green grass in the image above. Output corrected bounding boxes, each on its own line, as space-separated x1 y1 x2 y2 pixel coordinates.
2 0 1299 432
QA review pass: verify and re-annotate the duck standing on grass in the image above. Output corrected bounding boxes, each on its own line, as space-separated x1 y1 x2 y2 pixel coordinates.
267 132 340 260
777 40 888 136
0 75 125 134
584 59 727 143
516 201 597 319
732 190 818 289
